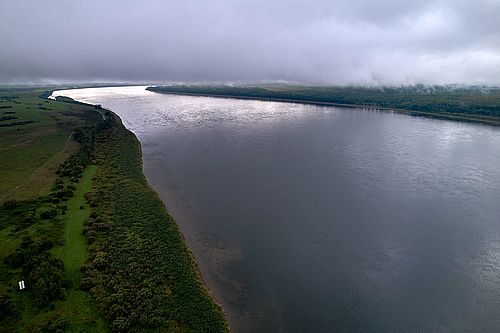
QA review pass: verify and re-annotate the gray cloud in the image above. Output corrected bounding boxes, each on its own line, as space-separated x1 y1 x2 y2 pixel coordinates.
1 0 500 85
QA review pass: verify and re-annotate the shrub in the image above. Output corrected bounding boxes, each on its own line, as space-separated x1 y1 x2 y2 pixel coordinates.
0 294 18 320
3 250 25 268
28 254 68 307
40 209 57 219
45 318 68 332
3 199 17 209
24 211 35 223
39 237 54 251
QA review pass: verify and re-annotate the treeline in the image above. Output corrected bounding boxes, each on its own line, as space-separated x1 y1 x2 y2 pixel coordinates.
51 94 104 111
57 127 97 179
0 120 35 127
57 106 113 180
148 85 500 118
0 115 17 121
80 115 228 332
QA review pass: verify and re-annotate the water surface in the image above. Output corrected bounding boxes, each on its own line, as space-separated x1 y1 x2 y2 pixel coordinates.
53 86 500 332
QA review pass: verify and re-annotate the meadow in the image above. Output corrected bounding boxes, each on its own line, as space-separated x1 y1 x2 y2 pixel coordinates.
0 91 101 201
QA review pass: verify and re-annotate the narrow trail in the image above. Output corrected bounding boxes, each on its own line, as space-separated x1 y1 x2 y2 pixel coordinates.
5 132 75 200
29 131 74 177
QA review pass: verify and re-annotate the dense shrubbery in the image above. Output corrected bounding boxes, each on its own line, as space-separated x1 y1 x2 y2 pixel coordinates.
57 126 96 178
0 115 17 121
3 199 17 209
4 236 67 307
0 120 35 127
27 253 68 307
40 208 57 219
0 294 18 320
80 118 228 332
56 112 114 180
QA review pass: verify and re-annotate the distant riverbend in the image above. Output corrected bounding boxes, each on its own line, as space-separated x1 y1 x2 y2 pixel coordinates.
52 86 500 333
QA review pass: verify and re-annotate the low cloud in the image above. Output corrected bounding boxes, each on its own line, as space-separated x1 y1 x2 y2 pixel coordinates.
1 0 500 85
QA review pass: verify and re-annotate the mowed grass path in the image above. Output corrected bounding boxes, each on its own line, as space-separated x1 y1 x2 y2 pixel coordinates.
49 165 108 332
54 165 96 283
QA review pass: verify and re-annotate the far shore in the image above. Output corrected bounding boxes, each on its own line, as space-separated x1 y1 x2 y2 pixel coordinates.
147 88 500 127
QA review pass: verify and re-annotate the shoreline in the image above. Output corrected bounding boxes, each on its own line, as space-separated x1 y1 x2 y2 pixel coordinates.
148 176 234 330
146 89 500 127
149 183 241 331
47 91 230 331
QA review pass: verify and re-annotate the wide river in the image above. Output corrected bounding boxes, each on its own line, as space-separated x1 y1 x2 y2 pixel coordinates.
52 86 500 332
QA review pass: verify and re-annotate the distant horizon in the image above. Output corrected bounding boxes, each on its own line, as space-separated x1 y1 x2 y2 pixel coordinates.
2 81 500 90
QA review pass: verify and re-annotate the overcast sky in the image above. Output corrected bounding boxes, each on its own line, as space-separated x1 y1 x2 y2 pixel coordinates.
1 0 500 86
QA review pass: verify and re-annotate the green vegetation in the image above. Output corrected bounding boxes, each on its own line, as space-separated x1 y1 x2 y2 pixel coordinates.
81 112 228 332
0 90 107 332
0 89 228 332
53 166 96 284
0 90 102 202
148 84 500 125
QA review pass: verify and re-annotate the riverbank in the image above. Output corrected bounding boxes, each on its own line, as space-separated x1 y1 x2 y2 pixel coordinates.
70 101 229 332
147 86 500 127
51 88 240 332
0 89 228 332
141 177 250 332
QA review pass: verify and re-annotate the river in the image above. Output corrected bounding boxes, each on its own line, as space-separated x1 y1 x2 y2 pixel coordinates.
52 86 500 332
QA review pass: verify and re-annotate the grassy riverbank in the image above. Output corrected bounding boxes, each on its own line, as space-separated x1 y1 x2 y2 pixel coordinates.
147 85 500 126
82 107 228 332
0 89 228 332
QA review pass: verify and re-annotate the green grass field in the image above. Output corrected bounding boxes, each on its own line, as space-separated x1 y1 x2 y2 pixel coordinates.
0 90 101 202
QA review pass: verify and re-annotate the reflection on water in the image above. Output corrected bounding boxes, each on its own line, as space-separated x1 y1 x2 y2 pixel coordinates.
53 86 500 332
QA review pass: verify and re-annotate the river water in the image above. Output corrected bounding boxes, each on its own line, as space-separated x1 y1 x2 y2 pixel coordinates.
52 86 500 332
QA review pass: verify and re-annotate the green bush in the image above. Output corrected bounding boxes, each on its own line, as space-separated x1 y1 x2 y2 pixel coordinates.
40 209 57 219
0 294 18 320
3 199 17 209
27 254 68 307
